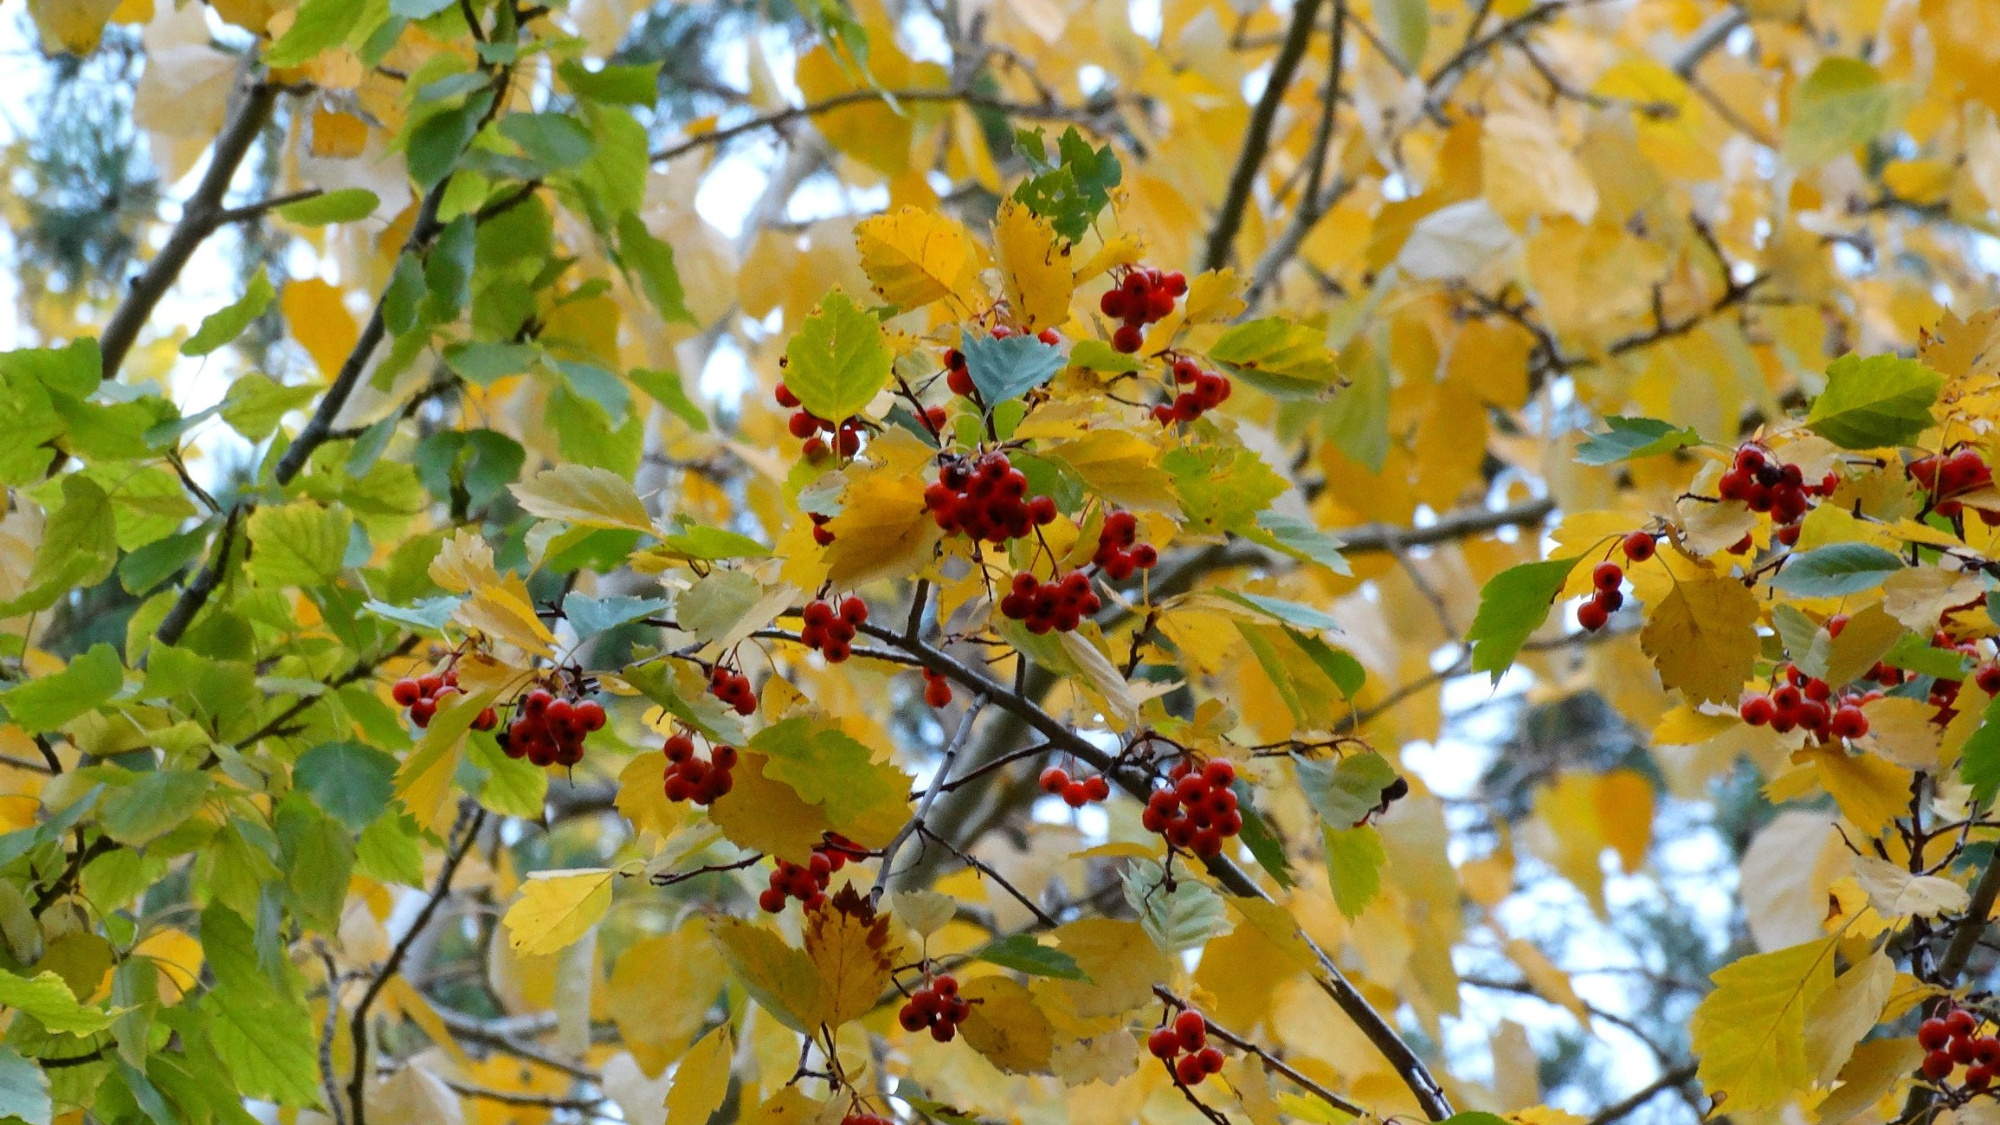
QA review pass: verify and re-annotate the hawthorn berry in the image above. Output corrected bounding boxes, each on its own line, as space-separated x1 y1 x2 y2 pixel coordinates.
1621 531 1657 561
708 664 757 715
923 669 953 708
497 686 604 768
1921 1017 1953 1051
811 512 836 547
1142 760 1242 858
1576 600 1609 632
926 451 1055 544
759 838 859 913
999 570 1100 633
1094 511 1161 581
393 668 493 731
801 596 866 662
899 976 972 1042
662 734 735 805
1150 1006 1223 1086
1924 1050 1955 1080
1978 664 2000 694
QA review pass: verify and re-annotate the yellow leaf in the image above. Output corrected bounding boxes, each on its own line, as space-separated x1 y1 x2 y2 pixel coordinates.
1823 604 1905 687
1806 748 1910 833
429 529 500 594
887 890 956 938
1815 1037 1925 1125
853 206 987 313
1182 269 1246 324
615 752 684 839
1504 937 1588 1025
1047 919 1174 1018
455 575 558 659
958 975 1056 1074
131 929 201 1004
512 466 654 533
823 463 944 588
707 752 834 863
1851 855 1971 918
281 278 360 378
393 691 492 833
28 0 120 55
1592 769 1652 874
794 47 913 176
994 198 1073 333
1880 565 1985 631
1042 430 1177 511
1803 948 1894 1085
1689 935 1840 1114
503 869 616 956
380 976 472 1070
1861 696 1945 769
665 1024 734 1125
803 886 902 1028
1639 574 1758 704
710 917 822 1033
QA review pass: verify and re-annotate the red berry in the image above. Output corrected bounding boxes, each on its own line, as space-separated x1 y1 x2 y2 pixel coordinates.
391 678 421 706
1040 767 1070 794
1083 775 1110 801
1592 562 1623 591
1174 1054 1206 1085
775 383 800 408
1577 601 1609 631
574 700 606 731
409 698 435 726
1062 781 1091 808
1969 1064 1994 1091
1739 697 1775 726
1949 1010 1978 1037
1113 324 1144 353
1924 1050 1956 1080
1202 760 1235 787
924 677 952 708
417 674 444 696
1921 1019 1953 1051
1173 1010 1206 1047
1148 1028 1180 1058
1621 531 1656 561
1197 1047 1224 1074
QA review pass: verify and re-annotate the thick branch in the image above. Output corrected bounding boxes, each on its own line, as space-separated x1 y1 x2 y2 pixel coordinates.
1202 0 1326 273
100 76 282 381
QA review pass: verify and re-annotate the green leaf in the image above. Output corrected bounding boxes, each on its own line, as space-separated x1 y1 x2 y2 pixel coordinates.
1467 556 1581 679
247 502 352 589
1323 344 1390 471
557 59 661 105
0 970 113 1035
1294 751 1399 828
198 907 319 1106
0 338 100 397
620 662 748 745
181 267 275 356
1121 859 1230 953
751 717 908 835
1243 511 1350 575
1783 57 1894 169
500 112 598 170
1214 591 1343 632
628 368 709 432
1965 696 2000 806
1232 784 1295 889
407 92 494 189
1377 0 1429 70
782 289 892 422
1163 444 1287 537
0 1044 52 1125
656 523 771 562
443 340 535 384
362 596 460 632
1575 416 1703 465
276 188 380 225
220 373 317 441
960 331 1064 405
617 213 696 326
1883 632 1973 680
977 934 1089 980
391 0 454 16
1066 339 1143 374
1769 544 1905 597
1289 630 1367 698
102 771 211 846
1805 354 1943 449
1322 824 1386 920
0 476 115 616
295 742 398 831
1010 127 1121 241
264 0 371 65
563 592 667 636
1207 318 1341 399
1 644 121 733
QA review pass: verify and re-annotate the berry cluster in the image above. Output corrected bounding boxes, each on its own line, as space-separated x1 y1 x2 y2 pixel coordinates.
707 664 757 716
898 975 972 1042
1000 571 1102 634
392 668 497 731
801 596 867 663
1142 760 1241 858
1039 765 1111 808
943 327 1061 397
1910 447 2000 522
1737 660 1873 740
498 689 605 768
1092 511 1159 580
1920 1005 2000 1091
1146 1010 1226 1087
662 733 736 805
757 837 862 912
1151 358 1232 426
924 452 1057 544
1718 444 1839 547
775 382 862 459
1577 561 1627 632
1100 267 1187 354
922 668 953 708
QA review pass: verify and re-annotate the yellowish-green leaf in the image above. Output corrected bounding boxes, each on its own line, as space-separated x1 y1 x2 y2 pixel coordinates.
503 869 616 956
711 917 821 1033
782 289 892 424
664 1023 735 1125
1689 935 1839 1114
512 465 654 533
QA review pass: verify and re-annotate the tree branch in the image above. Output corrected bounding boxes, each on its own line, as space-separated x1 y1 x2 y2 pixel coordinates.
348 805 485 1125
650 88 1111 164
1202 0 1326 273
1585 1062 1700 1125
871 694 988 905
99 76 283 381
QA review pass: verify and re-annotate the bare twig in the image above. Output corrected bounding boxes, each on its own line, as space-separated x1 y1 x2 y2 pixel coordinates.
1586 1062 1701 1125
1153 986 1365 1117
1203 0 1327 272
872 694 987 905
652 88 1109 164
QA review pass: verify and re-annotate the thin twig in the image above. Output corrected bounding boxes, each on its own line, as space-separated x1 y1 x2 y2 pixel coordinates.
1153 986 1365 1117
1203 0 1326 272
872 696 988 905
652 88 1109 164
